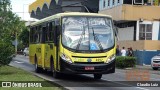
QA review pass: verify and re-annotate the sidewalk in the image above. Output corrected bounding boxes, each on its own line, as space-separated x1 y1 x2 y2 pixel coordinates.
125 65 152 70
135 65 152 70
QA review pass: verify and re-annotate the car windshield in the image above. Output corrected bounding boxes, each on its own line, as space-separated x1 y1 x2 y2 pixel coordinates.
62 16 114 51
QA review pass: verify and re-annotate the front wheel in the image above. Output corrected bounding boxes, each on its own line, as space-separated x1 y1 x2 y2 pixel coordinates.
53 70 60 78
50 59 60 78
94 74 102 79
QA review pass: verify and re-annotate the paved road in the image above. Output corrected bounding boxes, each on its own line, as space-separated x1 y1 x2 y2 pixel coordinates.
9 55 160 90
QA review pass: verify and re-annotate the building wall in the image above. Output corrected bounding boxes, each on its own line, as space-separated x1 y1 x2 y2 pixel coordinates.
99 4 160 21
118 40 160 65
118 27 134 41
118 40 160 50
134 50 160 65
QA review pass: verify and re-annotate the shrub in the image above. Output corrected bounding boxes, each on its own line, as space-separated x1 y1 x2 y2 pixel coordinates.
116 56 136 69
0 41 14 67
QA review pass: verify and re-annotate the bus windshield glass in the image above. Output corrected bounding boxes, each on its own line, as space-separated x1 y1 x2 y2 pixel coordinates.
62 16 114 51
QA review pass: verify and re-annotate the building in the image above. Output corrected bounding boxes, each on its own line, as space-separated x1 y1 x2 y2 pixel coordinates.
29 0 99 19
99 0 160 65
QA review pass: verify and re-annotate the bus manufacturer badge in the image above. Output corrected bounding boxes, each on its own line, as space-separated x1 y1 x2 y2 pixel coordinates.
87 58 92 62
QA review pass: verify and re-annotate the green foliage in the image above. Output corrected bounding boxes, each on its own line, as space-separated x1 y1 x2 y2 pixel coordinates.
0 0 26 66
116 56 136 69
17 42 24 51
0 40 14 67
18 27 29 47
0 0 26 41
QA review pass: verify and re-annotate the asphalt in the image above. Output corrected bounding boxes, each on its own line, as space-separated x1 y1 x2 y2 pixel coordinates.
9 55 160 90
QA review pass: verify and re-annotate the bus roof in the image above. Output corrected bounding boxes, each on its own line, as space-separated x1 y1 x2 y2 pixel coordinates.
30 12 112 26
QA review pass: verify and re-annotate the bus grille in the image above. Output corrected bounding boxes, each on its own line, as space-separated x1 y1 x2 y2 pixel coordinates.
74 62 104 64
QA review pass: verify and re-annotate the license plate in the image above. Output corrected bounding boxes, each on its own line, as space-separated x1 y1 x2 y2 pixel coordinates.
153 64 160 67
85 67 94 70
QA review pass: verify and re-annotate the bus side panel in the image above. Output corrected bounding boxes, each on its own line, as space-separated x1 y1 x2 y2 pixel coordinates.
44 43 53 68
41 44 45 68
29 44 36 64
50 43 55 68
53 44 58 71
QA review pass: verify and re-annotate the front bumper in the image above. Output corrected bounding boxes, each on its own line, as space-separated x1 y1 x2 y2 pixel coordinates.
60 58 115 74
151 62 160 68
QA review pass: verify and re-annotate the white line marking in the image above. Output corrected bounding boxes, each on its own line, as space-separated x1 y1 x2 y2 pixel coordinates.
14 61 24 64
101 78 150 90
84 75 149 90
115 70 160 81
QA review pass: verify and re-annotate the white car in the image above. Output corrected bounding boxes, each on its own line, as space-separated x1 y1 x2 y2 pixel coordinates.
151 54 160 70
23 47 29 56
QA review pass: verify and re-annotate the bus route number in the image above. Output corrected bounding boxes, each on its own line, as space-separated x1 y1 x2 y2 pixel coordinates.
96 58 103 62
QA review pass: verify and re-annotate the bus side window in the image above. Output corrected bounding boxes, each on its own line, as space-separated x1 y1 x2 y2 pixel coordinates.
34 26 40 43
49 22 54 42
29 27 33 43
42 26 46 43
45 23 49 43
33 27 36 43
38 25 42 43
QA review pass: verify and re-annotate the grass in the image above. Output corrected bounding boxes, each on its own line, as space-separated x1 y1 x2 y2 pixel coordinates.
0 66 65 90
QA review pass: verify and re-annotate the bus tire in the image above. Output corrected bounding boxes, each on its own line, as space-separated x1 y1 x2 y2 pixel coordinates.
50 57 59 78
35 56 41 73
94 74 102 79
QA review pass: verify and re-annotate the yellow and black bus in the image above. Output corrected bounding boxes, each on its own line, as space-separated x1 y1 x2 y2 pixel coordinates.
29 12 116 79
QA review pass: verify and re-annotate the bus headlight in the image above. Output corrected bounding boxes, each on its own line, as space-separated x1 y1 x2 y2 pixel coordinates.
60 53 72 64
106 54 115 63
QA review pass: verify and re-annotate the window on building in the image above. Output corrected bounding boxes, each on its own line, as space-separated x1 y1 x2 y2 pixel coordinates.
118 0 120 3
103 0 106 8
113 0 115 5
139 24 152 40
134 0 143 5
108 0 110 6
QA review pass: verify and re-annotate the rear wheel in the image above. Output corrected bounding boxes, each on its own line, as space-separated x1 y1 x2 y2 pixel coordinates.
153 67 158 70
94 74 102 79
35 56 42 73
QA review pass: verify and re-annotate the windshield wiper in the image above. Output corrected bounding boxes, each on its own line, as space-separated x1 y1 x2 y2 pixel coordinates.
75 25 85 52
92 27 103 52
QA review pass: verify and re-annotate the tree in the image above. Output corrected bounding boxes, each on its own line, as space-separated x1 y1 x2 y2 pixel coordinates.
0 0 26 66
18 27 29 47
0 41 14 67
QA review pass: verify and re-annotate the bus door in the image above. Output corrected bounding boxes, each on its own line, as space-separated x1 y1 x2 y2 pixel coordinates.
44 23 52 68
53 20 60 71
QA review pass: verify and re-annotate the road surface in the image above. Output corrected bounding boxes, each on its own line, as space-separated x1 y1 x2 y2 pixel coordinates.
9 55 160 90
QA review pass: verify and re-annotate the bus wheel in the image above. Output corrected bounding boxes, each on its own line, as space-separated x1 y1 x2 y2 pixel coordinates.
94 74 102 79
53 70 59 78
35 57 41 73
50 59 59 78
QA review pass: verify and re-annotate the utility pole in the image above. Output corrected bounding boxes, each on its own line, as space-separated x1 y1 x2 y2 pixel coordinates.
15 31 17 55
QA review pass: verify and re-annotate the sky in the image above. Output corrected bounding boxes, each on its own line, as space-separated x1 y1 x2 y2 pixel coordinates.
11 0 36 21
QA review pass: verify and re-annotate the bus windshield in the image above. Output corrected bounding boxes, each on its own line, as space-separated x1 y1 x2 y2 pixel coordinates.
62 16 114 51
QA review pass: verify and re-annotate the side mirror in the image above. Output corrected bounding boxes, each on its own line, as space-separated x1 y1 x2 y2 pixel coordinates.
114 26 119 41
113 26 118 36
